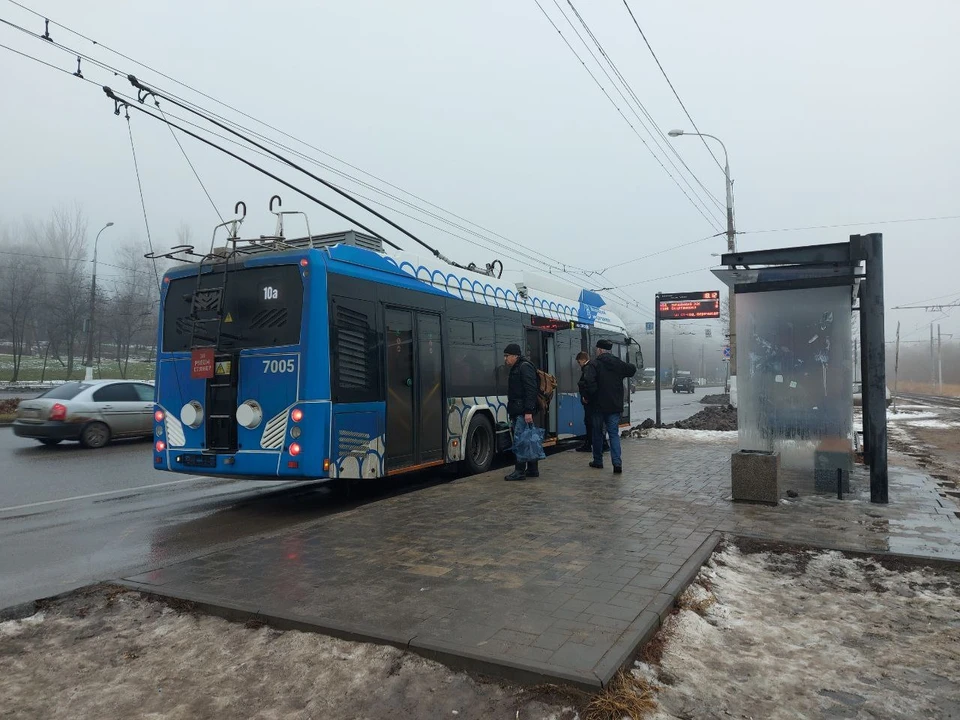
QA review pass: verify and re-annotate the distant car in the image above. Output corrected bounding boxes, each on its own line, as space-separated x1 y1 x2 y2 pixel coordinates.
672 376 696 394
852 382 892 408
13 380 156 448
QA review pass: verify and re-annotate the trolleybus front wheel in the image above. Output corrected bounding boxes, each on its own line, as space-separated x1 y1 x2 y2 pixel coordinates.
462 414 494 475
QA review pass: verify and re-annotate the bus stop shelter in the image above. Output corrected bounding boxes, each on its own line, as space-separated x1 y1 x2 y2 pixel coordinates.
713 233 888 504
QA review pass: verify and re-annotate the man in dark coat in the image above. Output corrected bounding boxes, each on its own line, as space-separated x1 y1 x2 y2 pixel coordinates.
503 343 540 481
582 339 637 474
576 351 609 453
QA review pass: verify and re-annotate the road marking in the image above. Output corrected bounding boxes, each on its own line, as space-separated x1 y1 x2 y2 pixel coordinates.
0 476 209 513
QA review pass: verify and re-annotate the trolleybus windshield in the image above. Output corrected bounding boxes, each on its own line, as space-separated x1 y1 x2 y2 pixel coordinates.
161 265 304 352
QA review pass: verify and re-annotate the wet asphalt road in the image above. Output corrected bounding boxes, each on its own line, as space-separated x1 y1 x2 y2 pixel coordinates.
0 388 712 610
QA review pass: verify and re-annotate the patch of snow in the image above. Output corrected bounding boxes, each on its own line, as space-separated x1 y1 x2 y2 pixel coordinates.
0 612 45 637
645 545 960 719
644 428 737 443
887 411 940 422
901 419 957 430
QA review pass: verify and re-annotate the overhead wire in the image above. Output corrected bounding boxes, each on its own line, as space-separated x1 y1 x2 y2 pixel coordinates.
3 0 597 277
620 0 724 173
1 7 671 321
530 0 723 232
562 0 725 213
740 214 960 235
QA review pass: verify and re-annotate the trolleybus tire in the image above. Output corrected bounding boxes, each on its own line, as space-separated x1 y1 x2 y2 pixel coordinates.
461 414 494 475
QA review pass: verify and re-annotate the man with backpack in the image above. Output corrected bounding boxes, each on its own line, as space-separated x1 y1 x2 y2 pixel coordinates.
503 343 541 481
582 339 637 474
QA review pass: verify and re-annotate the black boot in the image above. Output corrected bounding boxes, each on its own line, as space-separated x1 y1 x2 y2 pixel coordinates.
504 463 526 481
526 461 540 478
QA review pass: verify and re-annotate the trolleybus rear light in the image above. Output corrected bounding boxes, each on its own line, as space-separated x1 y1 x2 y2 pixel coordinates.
299 258 308 267
289 442 302 456
288 461 299 468
291 408 303 422
155 440 166 452
323 458 331 472
154 409 165 423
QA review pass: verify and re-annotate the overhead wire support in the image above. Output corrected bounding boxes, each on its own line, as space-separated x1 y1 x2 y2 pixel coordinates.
103 86 405 252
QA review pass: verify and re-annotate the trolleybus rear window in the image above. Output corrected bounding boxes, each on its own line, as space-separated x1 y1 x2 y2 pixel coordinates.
162 265 304 352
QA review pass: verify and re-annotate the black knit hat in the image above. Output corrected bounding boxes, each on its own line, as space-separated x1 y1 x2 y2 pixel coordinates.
596 339 613 350
503 343 522 356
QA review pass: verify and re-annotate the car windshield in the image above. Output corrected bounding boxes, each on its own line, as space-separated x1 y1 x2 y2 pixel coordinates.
39 382 89 400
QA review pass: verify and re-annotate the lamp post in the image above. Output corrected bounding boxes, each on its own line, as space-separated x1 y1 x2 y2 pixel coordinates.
84 222 114 381
668 129 738 388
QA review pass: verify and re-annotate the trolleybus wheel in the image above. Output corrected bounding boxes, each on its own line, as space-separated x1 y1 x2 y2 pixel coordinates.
462 414 494 475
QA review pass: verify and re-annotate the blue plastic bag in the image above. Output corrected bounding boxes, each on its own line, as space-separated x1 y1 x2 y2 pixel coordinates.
511 417 546 462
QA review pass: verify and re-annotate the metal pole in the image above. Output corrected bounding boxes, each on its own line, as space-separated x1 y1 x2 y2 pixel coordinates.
893 322 900 413
856 233 888 504
931 324 935 386
938 325 943 394
859 283 870 464
84 223 113 381
655 293 662 427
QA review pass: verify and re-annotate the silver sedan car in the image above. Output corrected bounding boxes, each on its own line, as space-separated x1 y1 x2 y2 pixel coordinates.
13 380 156 448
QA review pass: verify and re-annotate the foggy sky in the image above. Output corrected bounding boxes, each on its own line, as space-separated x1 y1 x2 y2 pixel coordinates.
1 0 958 348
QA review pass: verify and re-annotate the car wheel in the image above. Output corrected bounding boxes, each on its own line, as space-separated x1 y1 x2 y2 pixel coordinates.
462 414 494 475
80 422 111 449
39 439 63 446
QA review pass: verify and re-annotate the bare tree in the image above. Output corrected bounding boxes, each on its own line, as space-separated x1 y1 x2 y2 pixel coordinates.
103 239 158 378
0 223 44 380
35 205 89 378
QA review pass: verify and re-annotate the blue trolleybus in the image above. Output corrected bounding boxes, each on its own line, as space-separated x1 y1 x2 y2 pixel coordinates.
152 230 637 482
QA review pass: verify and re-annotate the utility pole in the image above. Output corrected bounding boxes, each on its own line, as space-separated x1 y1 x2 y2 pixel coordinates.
938 324 943 393
931 324 936 386
893 322 900 413
84 222 114 382
667 129 737 393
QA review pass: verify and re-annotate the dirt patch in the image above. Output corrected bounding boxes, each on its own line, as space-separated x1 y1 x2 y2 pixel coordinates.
698 393 729 406
1 585 581 720
667 405 737 431
634 540 960 720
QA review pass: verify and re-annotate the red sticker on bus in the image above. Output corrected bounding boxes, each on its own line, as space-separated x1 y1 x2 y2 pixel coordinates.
191 348 215 379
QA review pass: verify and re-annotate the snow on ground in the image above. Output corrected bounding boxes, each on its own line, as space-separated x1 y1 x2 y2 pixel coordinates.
0 587 580 720
642 543 960 720
886 411 941 422
643 428 737 443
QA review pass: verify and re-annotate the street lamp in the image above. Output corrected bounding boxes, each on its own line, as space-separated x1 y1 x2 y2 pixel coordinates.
84 222 114 381
668 129 738 389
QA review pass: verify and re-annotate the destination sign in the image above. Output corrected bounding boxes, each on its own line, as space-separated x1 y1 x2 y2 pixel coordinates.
658 291 721 320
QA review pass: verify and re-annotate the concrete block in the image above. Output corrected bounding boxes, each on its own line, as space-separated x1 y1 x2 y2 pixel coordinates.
731 450 781 505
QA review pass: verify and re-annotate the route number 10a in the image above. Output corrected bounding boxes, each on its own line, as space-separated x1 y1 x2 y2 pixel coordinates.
262 359 296 374
263 286 279 300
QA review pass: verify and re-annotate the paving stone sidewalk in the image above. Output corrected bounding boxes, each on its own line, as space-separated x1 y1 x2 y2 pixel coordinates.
120 434 960 688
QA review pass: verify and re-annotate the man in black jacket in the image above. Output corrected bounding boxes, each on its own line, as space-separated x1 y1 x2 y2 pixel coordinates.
582 339 637 474
577 351 609 453
503 343 540 481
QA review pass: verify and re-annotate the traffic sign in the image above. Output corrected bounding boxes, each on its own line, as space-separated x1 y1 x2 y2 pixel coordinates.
645 321 655 335
722 345 731 358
